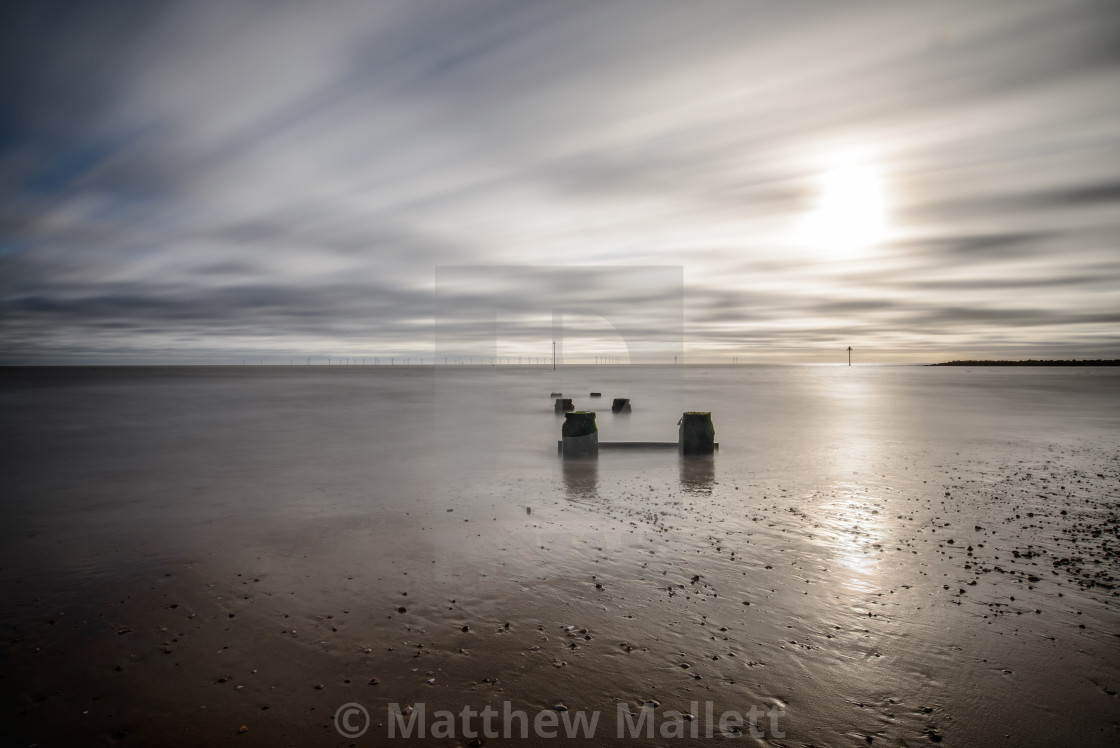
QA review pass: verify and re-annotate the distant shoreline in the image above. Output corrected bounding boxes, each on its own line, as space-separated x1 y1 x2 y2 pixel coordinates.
928 359 1120 366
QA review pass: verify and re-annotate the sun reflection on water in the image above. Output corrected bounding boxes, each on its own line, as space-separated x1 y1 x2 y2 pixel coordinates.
818 490 887 585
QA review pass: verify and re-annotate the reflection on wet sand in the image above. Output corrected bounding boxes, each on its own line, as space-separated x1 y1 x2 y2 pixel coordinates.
5 367 1120 747
679 455 715 494
562 457 598 498
815 488 888 592
811 372 891 591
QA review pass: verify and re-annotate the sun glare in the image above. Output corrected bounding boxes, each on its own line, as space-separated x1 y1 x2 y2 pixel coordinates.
800 156 888 256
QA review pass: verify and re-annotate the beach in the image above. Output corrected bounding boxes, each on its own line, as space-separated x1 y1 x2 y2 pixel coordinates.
2 365 1118 746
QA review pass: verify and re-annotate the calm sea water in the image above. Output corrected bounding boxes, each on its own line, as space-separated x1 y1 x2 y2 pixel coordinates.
3 364 1119 746
2 364 1117 585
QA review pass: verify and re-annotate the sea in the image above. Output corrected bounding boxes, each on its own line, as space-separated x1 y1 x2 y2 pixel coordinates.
2 364 1116 567
2 364 1118 746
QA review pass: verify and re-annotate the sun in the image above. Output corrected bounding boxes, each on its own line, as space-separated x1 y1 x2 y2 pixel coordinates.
800 156 888 255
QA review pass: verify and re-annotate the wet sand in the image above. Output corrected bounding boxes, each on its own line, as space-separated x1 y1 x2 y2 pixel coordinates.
2 366 1119 746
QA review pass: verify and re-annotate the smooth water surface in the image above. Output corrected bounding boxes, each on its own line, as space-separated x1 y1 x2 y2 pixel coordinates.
2 364 1118 746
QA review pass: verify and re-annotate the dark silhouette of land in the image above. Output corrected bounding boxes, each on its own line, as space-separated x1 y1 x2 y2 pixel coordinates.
929 359 1120 366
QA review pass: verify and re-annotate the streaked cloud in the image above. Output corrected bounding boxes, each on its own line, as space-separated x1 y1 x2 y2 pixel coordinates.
1 0 1118 363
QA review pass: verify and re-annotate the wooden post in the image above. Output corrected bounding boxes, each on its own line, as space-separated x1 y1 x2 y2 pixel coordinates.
561 411 598 458
679 412 715 455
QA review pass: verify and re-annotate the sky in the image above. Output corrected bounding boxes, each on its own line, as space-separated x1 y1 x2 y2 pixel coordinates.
1 0 1119 364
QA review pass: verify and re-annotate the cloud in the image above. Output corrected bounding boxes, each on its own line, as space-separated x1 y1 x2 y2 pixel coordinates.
1 0 1119 362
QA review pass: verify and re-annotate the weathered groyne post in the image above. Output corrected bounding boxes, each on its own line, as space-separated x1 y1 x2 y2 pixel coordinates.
612 398 631 414
555 398 574 413
562 411 598 458
679 412 715 455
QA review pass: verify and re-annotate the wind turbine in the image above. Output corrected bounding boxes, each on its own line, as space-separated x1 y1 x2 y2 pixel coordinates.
848 346 852 366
